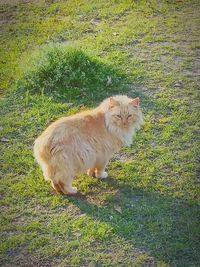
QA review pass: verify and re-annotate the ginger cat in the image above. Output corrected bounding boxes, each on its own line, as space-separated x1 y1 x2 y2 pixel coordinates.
34 95 144 195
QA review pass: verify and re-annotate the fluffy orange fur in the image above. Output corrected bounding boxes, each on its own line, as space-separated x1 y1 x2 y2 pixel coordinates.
34 95 144 194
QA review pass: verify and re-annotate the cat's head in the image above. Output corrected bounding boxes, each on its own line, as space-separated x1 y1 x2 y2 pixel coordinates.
101 95 144 130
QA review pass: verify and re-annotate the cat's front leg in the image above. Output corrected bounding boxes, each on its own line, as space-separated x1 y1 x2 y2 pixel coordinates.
95 164 108 179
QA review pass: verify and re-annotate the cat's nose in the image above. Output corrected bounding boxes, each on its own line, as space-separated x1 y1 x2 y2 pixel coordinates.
122 120 128 127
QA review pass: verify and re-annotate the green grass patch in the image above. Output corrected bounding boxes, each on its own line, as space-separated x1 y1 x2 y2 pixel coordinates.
16 45 124 103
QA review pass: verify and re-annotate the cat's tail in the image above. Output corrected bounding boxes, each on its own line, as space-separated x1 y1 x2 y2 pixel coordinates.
33 136 54 181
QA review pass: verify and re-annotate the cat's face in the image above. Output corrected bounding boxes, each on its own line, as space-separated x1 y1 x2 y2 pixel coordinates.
108 97 140 129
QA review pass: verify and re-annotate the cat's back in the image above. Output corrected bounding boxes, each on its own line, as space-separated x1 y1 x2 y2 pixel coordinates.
40 107 106 139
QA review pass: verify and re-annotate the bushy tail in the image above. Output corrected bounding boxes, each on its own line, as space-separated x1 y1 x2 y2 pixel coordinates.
33 137 54 180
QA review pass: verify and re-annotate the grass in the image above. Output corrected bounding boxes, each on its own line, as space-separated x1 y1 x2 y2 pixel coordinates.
0 0 200 266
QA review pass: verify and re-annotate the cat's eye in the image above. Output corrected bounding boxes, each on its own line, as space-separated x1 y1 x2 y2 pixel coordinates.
116 115 122 118
127 115 132 118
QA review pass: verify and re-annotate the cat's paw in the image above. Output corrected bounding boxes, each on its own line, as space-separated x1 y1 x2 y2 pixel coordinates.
66 186 78 195
87 169 96 177
100 171 108 179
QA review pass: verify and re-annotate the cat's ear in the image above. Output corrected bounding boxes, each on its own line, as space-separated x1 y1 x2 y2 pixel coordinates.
130 97 140 108
109 97 120 109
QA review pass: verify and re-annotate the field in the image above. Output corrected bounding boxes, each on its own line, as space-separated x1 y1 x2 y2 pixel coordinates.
0 1 200 266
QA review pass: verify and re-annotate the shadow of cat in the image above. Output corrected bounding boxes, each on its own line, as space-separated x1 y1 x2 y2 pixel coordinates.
67 176 199 266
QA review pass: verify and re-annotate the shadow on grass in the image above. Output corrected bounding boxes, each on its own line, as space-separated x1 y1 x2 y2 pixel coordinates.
68 177 200 267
